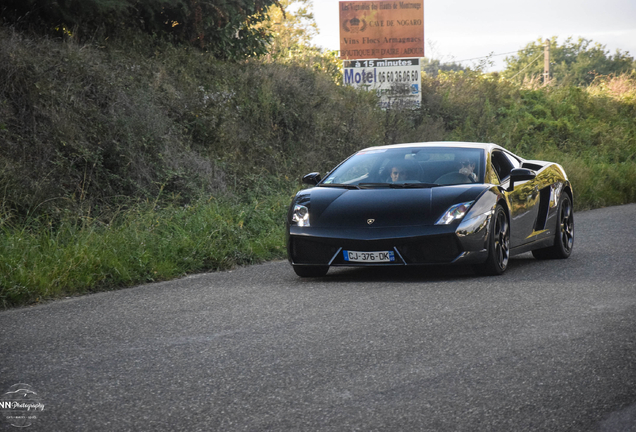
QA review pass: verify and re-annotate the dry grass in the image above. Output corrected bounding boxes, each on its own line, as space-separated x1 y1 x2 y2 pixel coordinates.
587 73 636 102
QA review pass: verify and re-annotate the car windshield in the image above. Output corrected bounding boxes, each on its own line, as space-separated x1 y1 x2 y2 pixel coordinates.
321 147 485 187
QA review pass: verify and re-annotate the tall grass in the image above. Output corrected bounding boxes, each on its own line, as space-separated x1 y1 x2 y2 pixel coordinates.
0 187 292 308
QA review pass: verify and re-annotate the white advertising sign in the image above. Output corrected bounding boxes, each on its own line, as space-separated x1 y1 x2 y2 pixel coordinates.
343 58 421 109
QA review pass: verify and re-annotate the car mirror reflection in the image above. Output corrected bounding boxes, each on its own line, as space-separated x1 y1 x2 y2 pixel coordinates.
508 168 536 191
302 172 322 186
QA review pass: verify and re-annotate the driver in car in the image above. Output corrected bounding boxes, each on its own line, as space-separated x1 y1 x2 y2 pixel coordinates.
459 158 478 182
390 164 409 183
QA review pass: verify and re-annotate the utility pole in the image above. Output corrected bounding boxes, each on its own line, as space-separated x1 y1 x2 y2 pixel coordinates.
543 38 550 85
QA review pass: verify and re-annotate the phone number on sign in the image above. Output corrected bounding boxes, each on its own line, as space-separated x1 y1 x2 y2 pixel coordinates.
377 70 419 83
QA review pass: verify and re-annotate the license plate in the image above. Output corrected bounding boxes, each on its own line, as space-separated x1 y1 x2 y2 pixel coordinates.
343 250 395 263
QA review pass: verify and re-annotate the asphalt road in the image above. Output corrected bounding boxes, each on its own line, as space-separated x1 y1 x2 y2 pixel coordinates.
1 204 635 431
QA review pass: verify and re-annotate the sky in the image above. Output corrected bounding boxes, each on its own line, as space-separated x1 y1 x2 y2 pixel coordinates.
309 0 636 71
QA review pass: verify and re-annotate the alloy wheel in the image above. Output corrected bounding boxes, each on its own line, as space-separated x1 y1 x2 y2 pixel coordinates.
560 198 574 253
494 210 510 270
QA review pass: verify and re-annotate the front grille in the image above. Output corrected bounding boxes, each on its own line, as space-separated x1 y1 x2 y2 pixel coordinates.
397 235 462 264
290 237 339 265
291 234 462 266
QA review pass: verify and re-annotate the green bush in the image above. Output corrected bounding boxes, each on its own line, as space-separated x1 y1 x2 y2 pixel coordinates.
1 0 279 60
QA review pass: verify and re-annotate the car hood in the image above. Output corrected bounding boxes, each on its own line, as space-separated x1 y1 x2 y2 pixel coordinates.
302 185 489 228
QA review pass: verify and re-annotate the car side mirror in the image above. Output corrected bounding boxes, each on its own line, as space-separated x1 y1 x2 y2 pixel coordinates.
302 172 322 186
508 168 536 191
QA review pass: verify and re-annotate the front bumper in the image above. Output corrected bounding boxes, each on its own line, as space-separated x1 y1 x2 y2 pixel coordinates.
287 214 491 268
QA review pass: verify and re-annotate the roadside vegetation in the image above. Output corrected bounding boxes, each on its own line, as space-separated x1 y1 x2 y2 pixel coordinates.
1 0 635 307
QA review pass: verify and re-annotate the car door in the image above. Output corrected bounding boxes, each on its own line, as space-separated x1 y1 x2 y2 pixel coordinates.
491 150 540 247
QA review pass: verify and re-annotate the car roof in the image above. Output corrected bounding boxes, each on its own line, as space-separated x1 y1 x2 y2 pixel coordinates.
358 141 504 153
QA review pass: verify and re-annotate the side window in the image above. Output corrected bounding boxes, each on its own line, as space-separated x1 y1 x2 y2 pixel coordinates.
491 151 514 181
503 152 521 169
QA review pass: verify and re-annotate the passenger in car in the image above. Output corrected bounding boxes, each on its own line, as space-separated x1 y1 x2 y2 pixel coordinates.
459 158 478 182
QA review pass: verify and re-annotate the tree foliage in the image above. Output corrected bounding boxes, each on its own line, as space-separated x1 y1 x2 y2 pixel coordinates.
261 0 317 56
504 37 635 86
0 0 280 59
258 0 341 82
421 58 466 77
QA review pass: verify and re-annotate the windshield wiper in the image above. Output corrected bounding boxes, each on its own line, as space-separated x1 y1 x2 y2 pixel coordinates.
318 183 360 190
389 183 440 188
358 182 439 189
358 183 391 189
321 182 440 190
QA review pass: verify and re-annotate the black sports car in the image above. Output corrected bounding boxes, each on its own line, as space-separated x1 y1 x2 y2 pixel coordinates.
286 142 574 277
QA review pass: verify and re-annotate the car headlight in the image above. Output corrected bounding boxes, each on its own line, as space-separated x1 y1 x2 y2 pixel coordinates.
435 201 474 225
291 204 310 227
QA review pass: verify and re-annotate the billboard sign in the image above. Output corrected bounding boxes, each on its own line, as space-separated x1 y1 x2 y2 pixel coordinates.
343 58 421 109
339 1 424 60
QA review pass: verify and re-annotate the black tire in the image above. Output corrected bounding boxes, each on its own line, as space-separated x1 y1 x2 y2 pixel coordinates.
474 204 510 276
293 265 329 277
532 193 574 260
